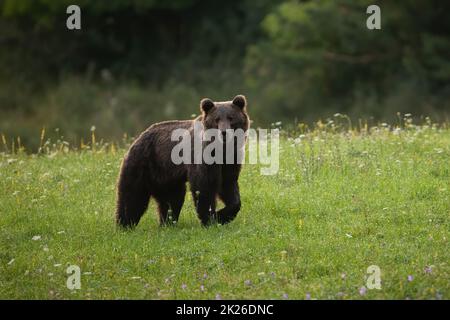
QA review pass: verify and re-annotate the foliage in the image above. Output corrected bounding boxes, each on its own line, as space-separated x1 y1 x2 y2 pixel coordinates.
0 0 449 144
246 0 450 122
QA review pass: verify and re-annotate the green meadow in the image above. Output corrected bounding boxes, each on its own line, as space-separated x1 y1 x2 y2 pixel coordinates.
1 119 449 299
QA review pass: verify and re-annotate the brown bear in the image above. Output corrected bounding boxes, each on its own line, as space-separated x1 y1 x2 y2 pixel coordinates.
115 95 250 227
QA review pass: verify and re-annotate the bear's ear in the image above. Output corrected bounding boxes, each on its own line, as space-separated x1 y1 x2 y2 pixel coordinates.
232 95 247 110
200 98 215 114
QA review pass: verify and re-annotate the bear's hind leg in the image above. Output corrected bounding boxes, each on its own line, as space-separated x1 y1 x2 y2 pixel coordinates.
116 187 151 228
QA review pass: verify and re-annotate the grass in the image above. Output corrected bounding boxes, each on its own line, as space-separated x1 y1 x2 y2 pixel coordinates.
0 118 449 299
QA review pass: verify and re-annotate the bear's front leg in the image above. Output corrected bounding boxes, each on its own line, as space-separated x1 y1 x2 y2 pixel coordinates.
189 164 220 226
217 181 241 225
196 192 216 226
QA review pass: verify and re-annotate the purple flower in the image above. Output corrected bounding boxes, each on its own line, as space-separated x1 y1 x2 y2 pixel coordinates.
200 285 205 292
407 275 413 282
181 283 187 290
359 286 367 296
424 266 433 274
282 293 288 299
215 294 222 300
203 273 208 279
244 279 252 286
305 293 311 300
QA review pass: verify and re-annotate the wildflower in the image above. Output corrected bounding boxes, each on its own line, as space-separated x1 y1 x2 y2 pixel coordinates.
200 285 205 292
407 275 413 282
215 294 222 300
341 273 347 280
32 235 41 241
181 283 187 290
359 286 367 296
305 293 311 300
244 280 252 286
282 293 289 299
424 266 433 274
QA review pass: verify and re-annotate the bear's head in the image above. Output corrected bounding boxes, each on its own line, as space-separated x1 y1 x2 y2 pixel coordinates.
200 95 250 134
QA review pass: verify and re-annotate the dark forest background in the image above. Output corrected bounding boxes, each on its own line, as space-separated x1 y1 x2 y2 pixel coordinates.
1 0 449 149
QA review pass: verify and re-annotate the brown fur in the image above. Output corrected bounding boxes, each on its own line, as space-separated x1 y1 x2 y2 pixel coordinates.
115 95 250 227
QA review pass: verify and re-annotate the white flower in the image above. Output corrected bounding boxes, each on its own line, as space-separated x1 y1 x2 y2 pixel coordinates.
32 235 41 241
